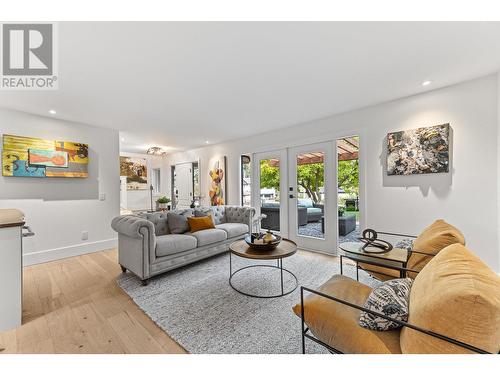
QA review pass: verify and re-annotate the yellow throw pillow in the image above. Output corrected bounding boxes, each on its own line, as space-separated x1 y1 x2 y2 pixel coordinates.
400 243 500 354
187 215 215 233
408 219 465 278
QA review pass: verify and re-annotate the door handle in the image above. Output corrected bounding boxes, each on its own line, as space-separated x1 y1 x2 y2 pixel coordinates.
289 194 295 199
22 225 35 237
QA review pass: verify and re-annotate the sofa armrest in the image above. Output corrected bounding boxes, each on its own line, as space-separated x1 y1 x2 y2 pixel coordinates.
224 206 256 228
111 215 155 239
111 215 156 280
313 203 324 212
299 286 491 354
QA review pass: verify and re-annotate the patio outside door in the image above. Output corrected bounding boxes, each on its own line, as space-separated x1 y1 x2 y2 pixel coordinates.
287 142 337 253
252 149 288 238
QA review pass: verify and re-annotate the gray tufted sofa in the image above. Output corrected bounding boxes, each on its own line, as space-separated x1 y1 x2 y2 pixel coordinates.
111 205 255 285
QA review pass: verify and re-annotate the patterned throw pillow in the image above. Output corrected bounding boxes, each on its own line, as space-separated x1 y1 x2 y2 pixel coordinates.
395 238 414 251
359 278 413 331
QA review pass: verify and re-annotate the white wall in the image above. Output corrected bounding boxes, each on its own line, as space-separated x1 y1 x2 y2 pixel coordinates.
120 152 169 211
498 73 500 273
166 74 500 271
0 109 120 265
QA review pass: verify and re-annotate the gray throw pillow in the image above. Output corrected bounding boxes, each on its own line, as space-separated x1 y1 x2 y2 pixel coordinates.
167 211 192 234
359 278 413 331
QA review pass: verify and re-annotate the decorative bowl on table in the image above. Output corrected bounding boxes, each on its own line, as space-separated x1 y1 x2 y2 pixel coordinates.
244 231 282 251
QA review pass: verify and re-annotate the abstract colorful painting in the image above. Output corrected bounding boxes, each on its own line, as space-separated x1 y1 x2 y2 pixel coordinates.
120 156 148 190
29 149 69 168
387 123 450 175
208 156 226 206
2 134 89 178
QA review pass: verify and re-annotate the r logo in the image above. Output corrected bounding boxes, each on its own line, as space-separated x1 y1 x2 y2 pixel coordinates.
2 24 53 76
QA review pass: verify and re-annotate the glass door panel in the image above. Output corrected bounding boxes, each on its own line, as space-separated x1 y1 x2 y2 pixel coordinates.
259 158 281 231
296 151 325 239
252 149 288 237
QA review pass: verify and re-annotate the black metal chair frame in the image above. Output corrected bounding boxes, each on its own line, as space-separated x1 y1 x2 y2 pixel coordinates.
300 230 496 354
299 286 493 354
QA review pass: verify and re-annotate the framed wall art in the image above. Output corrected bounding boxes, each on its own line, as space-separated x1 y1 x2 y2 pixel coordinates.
387 123 450 175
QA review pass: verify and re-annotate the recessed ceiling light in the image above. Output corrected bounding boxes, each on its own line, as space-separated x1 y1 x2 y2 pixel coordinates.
421 80 432 86
205 140 210 144
49 109 56 115
121 137 125 142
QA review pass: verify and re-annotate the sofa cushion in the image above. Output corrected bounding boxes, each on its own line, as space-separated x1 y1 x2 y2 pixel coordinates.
292 275 402 354
359 278 413 331
400 244 500 354
262 202 280 209
155 234 197 258
188 228 227 247
408 219 465 278
306 207 322 215
188 215 215 233
298 198 313 208
216 223 249 238
167 210 192 234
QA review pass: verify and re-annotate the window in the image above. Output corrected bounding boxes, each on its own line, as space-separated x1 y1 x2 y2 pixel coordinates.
151 168 161 193
241 155 251 206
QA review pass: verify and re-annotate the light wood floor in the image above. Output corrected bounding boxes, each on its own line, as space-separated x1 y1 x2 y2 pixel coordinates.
0 248 339 354
0 249 186 354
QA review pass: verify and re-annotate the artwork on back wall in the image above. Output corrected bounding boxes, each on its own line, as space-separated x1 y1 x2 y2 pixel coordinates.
387 123 450 175
1 134 89 178
120 156 148 190
208 156 226 206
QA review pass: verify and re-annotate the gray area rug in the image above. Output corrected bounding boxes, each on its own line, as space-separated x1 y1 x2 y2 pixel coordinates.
117 251 379 354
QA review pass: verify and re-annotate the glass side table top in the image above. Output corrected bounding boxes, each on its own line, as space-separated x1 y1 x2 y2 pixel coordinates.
338 241 408 263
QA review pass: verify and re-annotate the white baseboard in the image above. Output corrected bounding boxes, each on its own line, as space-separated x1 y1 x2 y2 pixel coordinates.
23 238 118 266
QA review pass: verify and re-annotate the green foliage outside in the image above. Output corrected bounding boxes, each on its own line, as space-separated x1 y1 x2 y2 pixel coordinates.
259 158 359 203
259 160 280 192
295 162 324 203
338 159 359 197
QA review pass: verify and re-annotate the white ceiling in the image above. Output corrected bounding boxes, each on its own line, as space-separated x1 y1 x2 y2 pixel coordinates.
1 22 500 153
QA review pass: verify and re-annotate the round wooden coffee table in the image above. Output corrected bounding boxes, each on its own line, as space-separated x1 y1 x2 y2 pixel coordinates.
229 238 298 298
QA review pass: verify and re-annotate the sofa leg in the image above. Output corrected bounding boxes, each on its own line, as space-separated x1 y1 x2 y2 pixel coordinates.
120 265 127 273
141 279 149 286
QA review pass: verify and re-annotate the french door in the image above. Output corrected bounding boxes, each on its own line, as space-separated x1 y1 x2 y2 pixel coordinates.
252 142 337 254
288 142 336 252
